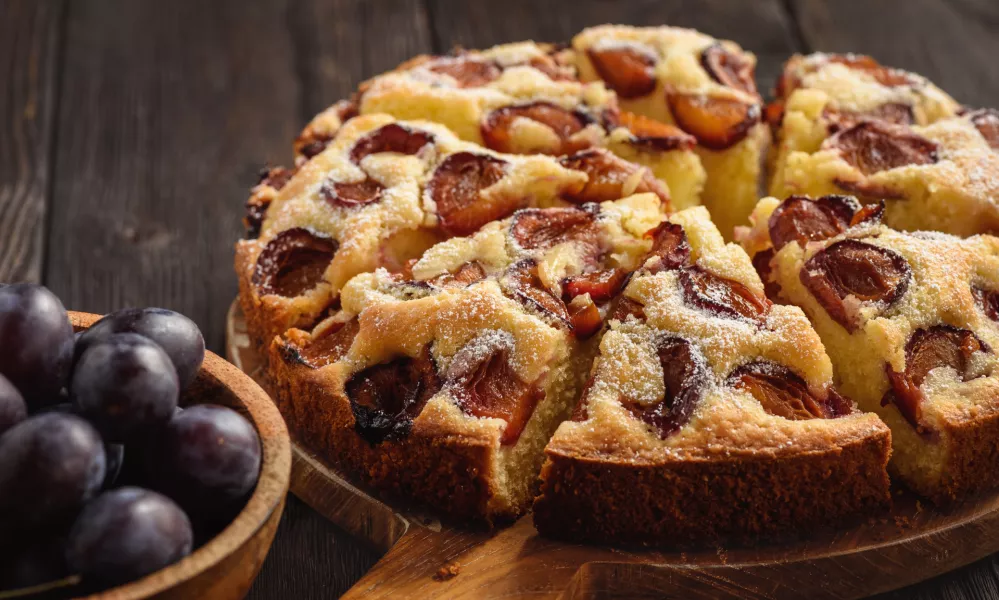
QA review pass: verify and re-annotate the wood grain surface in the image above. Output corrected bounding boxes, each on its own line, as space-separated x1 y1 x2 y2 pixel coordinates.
0 0 996 598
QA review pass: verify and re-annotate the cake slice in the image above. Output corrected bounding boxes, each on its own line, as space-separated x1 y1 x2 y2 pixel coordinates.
235 113 670 350
295 41 706 210
267 195 668 520
534 206 891 544
765 55 999 237
572 25 770 239
741 194 999 503
767 52 960 136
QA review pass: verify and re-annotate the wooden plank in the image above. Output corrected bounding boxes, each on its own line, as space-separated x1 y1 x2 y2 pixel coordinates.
288 0 434 119
247 496 379 600
0 0 64 283
790 0 999 108
45 0 300 353
425 0 803 93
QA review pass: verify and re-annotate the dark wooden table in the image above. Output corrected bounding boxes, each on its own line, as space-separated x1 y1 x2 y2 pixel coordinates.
3 0 999 597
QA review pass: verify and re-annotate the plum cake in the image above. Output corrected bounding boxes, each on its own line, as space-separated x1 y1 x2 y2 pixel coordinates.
234 22 999 543
534 206 891 543
766 55 999 237
741 194 999 503
295 41 707 211
572 25 769 240
236 113 670 350
265 195 668 520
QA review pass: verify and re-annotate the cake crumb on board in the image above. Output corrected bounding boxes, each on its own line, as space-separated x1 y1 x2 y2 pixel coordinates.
434 561 462 581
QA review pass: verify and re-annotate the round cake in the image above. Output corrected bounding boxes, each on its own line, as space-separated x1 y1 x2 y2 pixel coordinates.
235 24 999 544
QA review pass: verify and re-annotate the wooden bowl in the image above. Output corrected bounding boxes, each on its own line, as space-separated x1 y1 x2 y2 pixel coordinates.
66 311 291 600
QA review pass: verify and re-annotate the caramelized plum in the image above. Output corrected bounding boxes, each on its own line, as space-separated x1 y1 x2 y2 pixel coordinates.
244 203 268 240
643 221 691 273
559 149 668 204
764 100 785 130
968 108 999 151
883 325 986 429
824 120 938 176
608 297 646 323
767 195 861 250
752 248 782 303
253 228 337 297
727 361 834 420
973 286 999 322
296 133 334 161
570 373 597 422
446 334 543 444
562 268 630 303
833 178 905 201
293 99 359 160
850 201 885 226
245 168 295 239
679 267 770 322
626 337 707 438
427 261 487 289
524 55 577 82
283 319 360 369
347 347 442 444
426 57 501 87
256 166 294 191
825 103 915 127
586 44 657 99
800 239 910 332
617 111 696 152
700 43 756 95
428 152 512 235
668 92 761 150
481 102 590 155
320 178 385 208
775 54 915 104
829 54 917 88
350 124 434 164
567 297 603 339
509 207 598 251
504 260 571 327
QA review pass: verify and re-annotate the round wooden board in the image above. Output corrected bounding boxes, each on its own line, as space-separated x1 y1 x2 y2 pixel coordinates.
226 300 999 600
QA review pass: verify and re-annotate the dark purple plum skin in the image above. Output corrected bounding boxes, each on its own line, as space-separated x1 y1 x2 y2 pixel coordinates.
71 333 179 443
0 284 74 409
0 373 27 435
0 413 106 538
75 308 205 390
65 487 192 587
145 405 261 522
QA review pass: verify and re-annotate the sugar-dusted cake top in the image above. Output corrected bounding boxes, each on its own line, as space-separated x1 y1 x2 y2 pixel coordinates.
742 194 999 430
549 205 886 460
571 24 762 151
772 52 959 127
281 195 666 446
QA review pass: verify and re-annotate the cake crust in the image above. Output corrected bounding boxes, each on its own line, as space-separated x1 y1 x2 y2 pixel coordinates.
535 432 891 544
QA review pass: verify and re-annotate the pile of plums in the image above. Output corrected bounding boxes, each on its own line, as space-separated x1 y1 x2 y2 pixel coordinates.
0 284 262 594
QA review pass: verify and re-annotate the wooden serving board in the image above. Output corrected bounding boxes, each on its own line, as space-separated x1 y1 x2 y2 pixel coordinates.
226 301 999 599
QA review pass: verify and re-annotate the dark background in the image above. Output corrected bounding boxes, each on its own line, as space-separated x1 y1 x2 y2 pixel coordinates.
3 0 998 597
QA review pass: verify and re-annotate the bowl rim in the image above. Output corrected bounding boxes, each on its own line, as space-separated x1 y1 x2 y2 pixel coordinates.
67 311 291 600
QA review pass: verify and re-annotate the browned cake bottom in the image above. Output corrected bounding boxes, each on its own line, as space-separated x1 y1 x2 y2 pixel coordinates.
266 338 511 523
234 241 276 354
913 408 999 506
533 434 892 546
